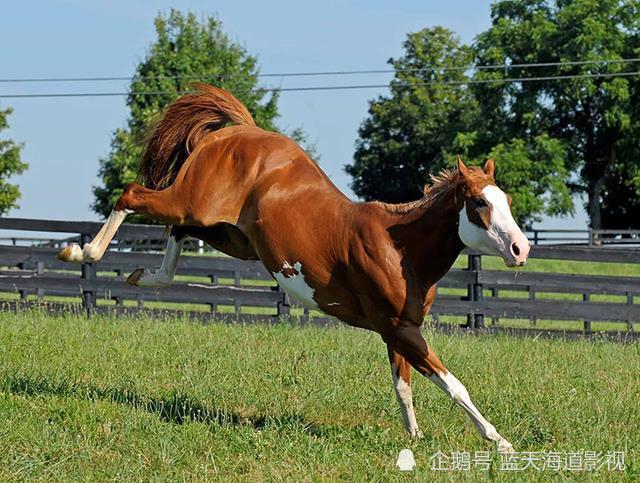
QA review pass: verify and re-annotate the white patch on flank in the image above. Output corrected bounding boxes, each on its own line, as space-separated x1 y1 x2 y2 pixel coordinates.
429 370 514 453
391 363 421 438
327 302 340 306
272 261 318 309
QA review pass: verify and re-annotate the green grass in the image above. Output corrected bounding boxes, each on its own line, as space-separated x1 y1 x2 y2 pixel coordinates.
0 311 637 481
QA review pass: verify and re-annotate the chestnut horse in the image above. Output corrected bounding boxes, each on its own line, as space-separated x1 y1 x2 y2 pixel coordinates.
58 84 529 453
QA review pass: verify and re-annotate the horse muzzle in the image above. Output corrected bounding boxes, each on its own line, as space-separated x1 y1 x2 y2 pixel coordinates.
502 233 530 267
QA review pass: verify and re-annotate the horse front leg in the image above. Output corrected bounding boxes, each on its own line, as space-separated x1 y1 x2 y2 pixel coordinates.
387 320 514 454
387 347 423 438
127 231 185 287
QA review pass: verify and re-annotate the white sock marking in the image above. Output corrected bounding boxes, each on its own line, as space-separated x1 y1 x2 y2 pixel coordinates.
133 235 184 287
391 362 421 437
429 370 513 452
59 209 130 263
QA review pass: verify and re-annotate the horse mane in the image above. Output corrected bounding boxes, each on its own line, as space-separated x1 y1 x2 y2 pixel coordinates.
138 83 256 190
373 168 460 214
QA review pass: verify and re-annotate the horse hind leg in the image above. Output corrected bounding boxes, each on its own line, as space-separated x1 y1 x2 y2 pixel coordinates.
57 209 130 263
57 182 187 264
127 228 185 287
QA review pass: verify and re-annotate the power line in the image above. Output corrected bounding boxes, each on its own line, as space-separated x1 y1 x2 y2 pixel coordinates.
1 58 640 84
1 70 639 99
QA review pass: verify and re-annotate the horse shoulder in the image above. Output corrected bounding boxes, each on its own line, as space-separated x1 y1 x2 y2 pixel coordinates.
346 206 410 318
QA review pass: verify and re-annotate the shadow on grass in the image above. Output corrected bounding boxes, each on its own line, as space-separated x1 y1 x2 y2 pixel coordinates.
2 372 337 437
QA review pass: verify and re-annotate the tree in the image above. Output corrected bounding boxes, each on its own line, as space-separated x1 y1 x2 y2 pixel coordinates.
0 107 28 214
93 10 280 219
346 26 572 226
474 0 640 228
346 28 477 204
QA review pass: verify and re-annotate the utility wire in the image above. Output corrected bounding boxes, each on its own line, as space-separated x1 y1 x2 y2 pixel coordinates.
1 58 640 84
1 70 639 99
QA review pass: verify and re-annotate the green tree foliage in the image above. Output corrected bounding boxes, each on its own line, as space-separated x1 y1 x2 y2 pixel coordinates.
485 135 570 223
0 107 28 215
347 28 477 204
92 10 280 219
346 27 572 226
348 2 640 228
473 0 640 228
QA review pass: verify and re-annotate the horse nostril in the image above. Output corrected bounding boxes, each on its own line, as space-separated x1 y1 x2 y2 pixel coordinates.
511 242 520 257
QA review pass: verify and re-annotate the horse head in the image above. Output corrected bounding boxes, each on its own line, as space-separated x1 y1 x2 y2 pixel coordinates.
456 157 530 267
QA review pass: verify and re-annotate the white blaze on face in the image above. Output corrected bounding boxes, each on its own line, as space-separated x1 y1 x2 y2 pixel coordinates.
273 261 319 310
458 185 530 266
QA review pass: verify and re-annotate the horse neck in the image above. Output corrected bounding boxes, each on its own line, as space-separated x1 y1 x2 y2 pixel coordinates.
389 186 465 286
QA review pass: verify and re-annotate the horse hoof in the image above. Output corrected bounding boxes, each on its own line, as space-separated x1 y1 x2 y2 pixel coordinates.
57 244 83 262
127 268 146 286
82 243 101 262
497 439 515 454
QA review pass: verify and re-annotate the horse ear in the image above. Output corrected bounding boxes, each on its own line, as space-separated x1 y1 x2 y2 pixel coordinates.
483 158 495 178
457 155 470 179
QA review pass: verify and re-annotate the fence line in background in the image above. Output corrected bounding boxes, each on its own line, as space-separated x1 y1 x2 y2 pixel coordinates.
0 217 639 339
2 217 640 249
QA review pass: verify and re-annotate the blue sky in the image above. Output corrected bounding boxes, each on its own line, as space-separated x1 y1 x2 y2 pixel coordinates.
1 0 587 229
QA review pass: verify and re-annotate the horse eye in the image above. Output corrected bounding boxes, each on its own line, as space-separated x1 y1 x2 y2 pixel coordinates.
472 197 487 208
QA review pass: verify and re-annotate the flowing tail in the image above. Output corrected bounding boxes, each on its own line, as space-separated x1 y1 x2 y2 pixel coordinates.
139 83 255 190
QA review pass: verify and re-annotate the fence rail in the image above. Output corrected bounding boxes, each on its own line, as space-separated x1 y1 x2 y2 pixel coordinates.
3 216 640 250
0 217 639 339
526 228 640 246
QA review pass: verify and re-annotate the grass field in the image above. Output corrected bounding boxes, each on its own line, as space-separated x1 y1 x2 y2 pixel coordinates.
0 311 637 481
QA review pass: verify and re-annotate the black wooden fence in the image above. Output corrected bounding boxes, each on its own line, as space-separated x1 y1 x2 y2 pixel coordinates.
0 217 639 339
4 226 640 251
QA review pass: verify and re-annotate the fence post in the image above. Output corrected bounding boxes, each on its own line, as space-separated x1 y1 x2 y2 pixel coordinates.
467 254 484 328
529 288 537 326
582 292 591 332
208 274 218 313
36 261 45 302
17 262 27 301
490 288 499 326
276 285 290 318
626 292 633 332
80 233 96 315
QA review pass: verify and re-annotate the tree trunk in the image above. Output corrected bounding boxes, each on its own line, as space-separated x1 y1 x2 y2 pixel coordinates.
586 145 616 230
587 178 604 229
